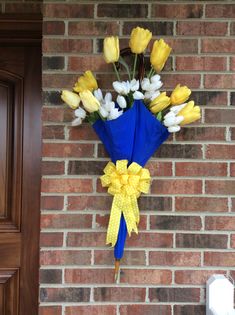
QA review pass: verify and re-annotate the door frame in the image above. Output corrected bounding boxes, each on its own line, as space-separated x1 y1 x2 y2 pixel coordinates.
0 14 42 314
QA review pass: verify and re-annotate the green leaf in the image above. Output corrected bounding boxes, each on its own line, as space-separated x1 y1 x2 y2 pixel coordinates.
119 56 131 80
156 111 162 121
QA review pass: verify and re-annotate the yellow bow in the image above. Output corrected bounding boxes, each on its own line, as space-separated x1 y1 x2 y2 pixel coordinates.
100 160 151 247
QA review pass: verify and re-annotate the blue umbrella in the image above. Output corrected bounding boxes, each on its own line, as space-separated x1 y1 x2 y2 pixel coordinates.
93 100 169 280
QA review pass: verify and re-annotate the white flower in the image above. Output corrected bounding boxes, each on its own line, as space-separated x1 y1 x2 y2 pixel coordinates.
103 101 115 112
148 80 163 91
141 78 151 91
75 107 86 119
133 91 145 100
104 92 112 103
113 81 130 95
168 125 181 133
170 103 187 114
144 90 160 100
164 115 184 127
94 89 103 102
72 117 82 126
130 79 139 92
151 74 161 83
117 95 127 109
108 107 123 120
99 106 109 118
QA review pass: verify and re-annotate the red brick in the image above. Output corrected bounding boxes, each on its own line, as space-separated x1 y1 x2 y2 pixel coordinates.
65 269 113 284
67 196 112 211
191 91 227 107
40 288 90 302
40 232 64 247
174 305 205 315
68 21 119 36
206 4 235 18
41 179 93 193
149 287 200 302
205 216 235 231
41 214 92 229
68 56 106 72
206 145 235 159
202 39 235 53
65 306 116 315
176 56 226 71
126 232 173 248
230 57 235 71
175 162 227 177
161 74 201 89
68 125 98 141
175 197 228 212
231 163 235 177
123 21 173 36
40 250 91 265
177 21 227 36
205 180 235 195
164 39 198 54
151 179 202 195
43 21 65 36
67 232 106 247
120 305 171 315
5 3 41 13
43 74 76 89
42 143 94 158
39 306 62 315
205 109 235 124
204 252 235 267
41 196 64 210
120 269 172 285
149 251 200 267
205 75 235 89
152 4 203 18
40 269 62 284
42 125 64 140
94 287 145 302
42 107 71 123
43 39 92 54
175 270 225 285
42 161 65 176
146 161 172 176
230 235 235 248
44 4 94 18
176 233 228 249
150 215 202 231
176 127 226 141
94 250 146 266
97 4 148 18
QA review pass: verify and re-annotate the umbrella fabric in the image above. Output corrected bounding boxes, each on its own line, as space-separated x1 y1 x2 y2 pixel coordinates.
93 100 169 260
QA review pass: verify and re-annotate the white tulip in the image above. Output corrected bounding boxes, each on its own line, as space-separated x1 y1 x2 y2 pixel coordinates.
150 91 161 101
148 81 163 91
168 125 181 133
104 92 112 102
94 89 103 102
113 81 124 94
133 91 145 100
170 103 187 114
71 117 82 126
164 116 177 127
130 79 139 91
99 106 109 118
108 107 123 120
117 95 127 109
75 107 86 119
151 74 161 83
141 78 151 91
164 111 175 119
123 81 130 94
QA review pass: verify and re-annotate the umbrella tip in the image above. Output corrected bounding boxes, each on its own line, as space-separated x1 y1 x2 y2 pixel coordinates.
114 259 120 283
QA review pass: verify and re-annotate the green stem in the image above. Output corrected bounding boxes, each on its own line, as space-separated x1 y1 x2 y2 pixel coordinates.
150 68 156 79
132 54 138 80
113 63 121 81
147 67 154 79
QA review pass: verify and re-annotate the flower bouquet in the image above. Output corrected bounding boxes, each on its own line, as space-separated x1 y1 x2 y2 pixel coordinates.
61 26 201 281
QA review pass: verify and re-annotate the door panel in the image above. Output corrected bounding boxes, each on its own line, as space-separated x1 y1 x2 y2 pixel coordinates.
0 39 41 314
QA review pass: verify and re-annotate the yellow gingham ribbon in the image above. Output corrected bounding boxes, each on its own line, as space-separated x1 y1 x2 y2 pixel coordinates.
100 160 151 247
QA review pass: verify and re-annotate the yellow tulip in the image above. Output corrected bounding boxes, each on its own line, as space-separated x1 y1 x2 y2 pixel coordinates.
80 90 100 113
177 101 201 125
103 36 120 63
61 90 80 109
74 71 98 93
150 39 172 73
170 84 191 105
129 27 152 54
150 92 171 114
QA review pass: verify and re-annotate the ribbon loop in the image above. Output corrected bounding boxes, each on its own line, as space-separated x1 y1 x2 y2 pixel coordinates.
100 159 151 247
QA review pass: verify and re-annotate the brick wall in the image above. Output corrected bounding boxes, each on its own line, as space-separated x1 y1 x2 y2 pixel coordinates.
0 0 42 14
41 1 235 315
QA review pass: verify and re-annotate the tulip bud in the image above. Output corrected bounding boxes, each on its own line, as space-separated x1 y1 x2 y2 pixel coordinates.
75 107 86 119
72 117 82 126
133 91 145 100
168 125 181 133
150 92 171 114
61 90 80 109
80 90 100 113
150 39 172 73
74 71 98 93
129 27 152 54
117 95 127 109
103 36 120 63
170 84 191 105
177 101 201 126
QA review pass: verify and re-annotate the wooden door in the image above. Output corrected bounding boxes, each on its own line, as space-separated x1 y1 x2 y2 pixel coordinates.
0 18 42 315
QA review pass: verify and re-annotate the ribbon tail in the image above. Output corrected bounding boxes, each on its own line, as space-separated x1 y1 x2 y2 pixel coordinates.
106 194 122 247
123 196 138 237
